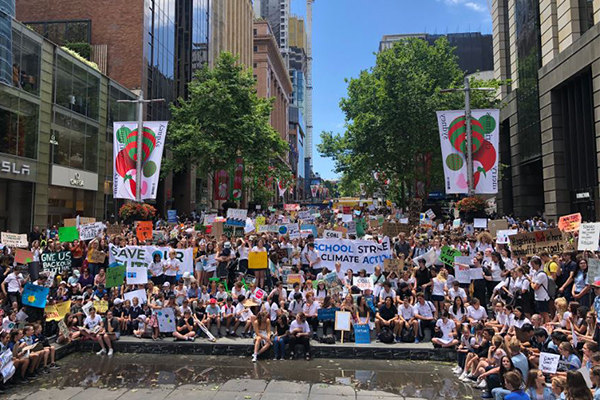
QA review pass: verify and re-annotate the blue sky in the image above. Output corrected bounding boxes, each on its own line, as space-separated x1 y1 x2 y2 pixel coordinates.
290 0 493 180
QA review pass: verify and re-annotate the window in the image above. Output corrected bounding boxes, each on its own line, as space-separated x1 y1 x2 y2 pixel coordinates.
579 0 595 34
54 53 100 120
0 90 39 159
11 25 41 96
51 110 98 172
25 20 90 45
254 46 258 52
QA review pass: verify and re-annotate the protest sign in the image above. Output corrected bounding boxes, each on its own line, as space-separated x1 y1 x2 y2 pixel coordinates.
94 300 109 313
78 222 104 241
488 219 509 237
58 226 79 243
318 307 340 321
107 224 121 235
440 246 461 266
63 218 77 227
258 224 279 233
508 229 565 258
212 221 224 238
287 274 302 285
412 248 438 267
334 226 348 238
456 265 472 284
40 251 72 274
425 209 436 220
44 304 60 321
124 289 147 304
578 223 600 251
341 214 352 223
55 301 71 320
136 221 153 241
382 222 411 237
89 250 106 264
384 258 404 274
58 320 69 339
248 251 267 270
22 283 49 308
156 308 176 332
496 229 518 245
0 232 28 248
82 302 93 317
353 277 374 291
539 352 560 374
453 219 461 228
284 204 300 211
300 224 318 237
474 218 488 229
354 324 370 344
298 211 311 220
314 238 391 274
335 311 352 331
470 268 484 280
347 221 357 235
15 249 34 265
323 230 343 239
108 244 194 274
106 264 126 288
0 349 14 383
558 213 582 233
126 266 148 285
587 259 600 285
226 208 247 227
167 210 177 223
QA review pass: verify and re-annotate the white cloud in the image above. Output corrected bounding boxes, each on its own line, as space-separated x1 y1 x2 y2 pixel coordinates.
465 2 487 12
438 0 489 13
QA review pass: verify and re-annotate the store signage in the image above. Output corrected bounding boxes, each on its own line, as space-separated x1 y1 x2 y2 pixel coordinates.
0 156 36 182
51 165 98 191
70 173 84 187
576 192 590 200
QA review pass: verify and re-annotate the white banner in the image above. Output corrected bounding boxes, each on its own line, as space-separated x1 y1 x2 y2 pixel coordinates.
578 223 600 251
0 232 28 248
78 222 105 241
113 121 168 200
314 238 392 274
436 109 499 194
108 244 193 274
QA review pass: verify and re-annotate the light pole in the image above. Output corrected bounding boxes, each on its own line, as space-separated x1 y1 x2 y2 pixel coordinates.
441 77 495 196
117 90 164 202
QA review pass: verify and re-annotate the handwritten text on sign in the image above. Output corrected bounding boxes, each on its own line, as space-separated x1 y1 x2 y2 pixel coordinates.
508 229 564 258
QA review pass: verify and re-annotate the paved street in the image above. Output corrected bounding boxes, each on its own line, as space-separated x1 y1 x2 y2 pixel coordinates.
6 380 431 400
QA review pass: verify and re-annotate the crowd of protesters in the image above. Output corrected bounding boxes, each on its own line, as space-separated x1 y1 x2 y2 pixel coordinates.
0 205 599 399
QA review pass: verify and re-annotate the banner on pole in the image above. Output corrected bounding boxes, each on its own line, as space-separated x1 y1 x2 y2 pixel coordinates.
436 109 499 194
113 121 168 200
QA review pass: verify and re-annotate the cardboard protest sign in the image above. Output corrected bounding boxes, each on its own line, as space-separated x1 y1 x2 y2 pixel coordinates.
354 324 370 344
440 246 461 266
248 251 267 270
335 311 352 331
58 226 79 243
382 222 411 237
126 266 148 285
323 230 343 239
578 223 600 251
508 228 564 258
334 226 348 238
106 265 126 288
107 224 121 235
58 320 69 339
287 274 302 285
15 249 34 265
353 277 374 291
558 213 582 233
156 308 177 332
225 208 248 228
212 221 224 238
587 259 600 285
1 232 28 248
488 219 509 237
40 251 72 274
89 250 106 264
318 307 340 321
78 222 104 241
539 352 560 374
496 229 518 245
384 258 404 274
22 283 49 308
314 238 392 274
123 289 147 304
452 219 461 228
136 221 153 241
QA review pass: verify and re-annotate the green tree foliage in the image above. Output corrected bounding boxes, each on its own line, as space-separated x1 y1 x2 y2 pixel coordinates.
319 38 500 203
166 52 289 195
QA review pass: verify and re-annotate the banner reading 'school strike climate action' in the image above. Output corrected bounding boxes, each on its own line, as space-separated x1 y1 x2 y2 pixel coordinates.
436 109 499 194
113 122 168 200
314 238 392 274
108 244 193 275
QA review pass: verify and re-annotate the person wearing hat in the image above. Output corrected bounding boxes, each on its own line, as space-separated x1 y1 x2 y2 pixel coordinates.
205 298 222 337
173 309 197 341
133 314 149 338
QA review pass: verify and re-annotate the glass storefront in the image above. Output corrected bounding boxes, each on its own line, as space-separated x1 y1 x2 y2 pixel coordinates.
0 89 39 159
0 179 33 233
51 110 98 172
47 185 95 226
54 52 100 120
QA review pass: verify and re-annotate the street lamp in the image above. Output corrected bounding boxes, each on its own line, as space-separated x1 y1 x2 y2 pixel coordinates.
441 77 495 196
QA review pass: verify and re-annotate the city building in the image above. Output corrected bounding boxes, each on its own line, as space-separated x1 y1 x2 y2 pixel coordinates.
493 0 600 222
211 0 253 68
253 20 293 203
379 32 494 74
253 0 290 66
0 18 136 232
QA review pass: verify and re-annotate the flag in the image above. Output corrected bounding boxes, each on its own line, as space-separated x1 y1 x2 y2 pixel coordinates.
214 170 229 200
436 109 499 194
310 185 317 197
113 122 168 200
230 158 244 201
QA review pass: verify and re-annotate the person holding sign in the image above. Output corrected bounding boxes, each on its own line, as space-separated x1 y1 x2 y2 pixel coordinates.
251 239 268 289
288 312 311 360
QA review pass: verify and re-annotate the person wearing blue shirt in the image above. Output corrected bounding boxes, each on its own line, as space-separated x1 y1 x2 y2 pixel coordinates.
559 342 582 371
503 370 528 400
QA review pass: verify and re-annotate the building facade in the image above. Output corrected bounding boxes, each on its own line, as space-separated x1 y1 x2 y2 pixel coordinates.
0 19 136 233
380 32 494 74
253 0 290 66
211 0 253 68
493 0 600 222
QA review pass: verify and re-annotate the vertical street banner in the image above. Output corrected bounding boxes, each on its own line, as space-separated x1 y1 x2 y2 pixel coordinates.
436 109 499 194
214 170 230 200
113 122 168 200
230 157 244 201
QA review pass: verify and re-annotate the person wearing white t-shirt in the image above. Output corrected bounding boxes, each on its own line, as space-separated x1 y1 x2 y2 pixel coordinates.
466 298 488 324
397 297 419 342
413 293 437 343
84 307 109 355
449 296 467 326
289 312 311 360
2 266 24 306
221 297 236 336
378 282 396 306
163 250 181 285
432 313 458 348
302 293 320 339
528 257 550 323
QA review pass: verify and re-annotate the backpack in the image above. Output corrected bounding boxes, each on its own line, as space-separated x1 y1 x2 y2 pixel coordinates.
320 334 335 344
379 327 394 344
538 271 557 299
400 327 415 343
